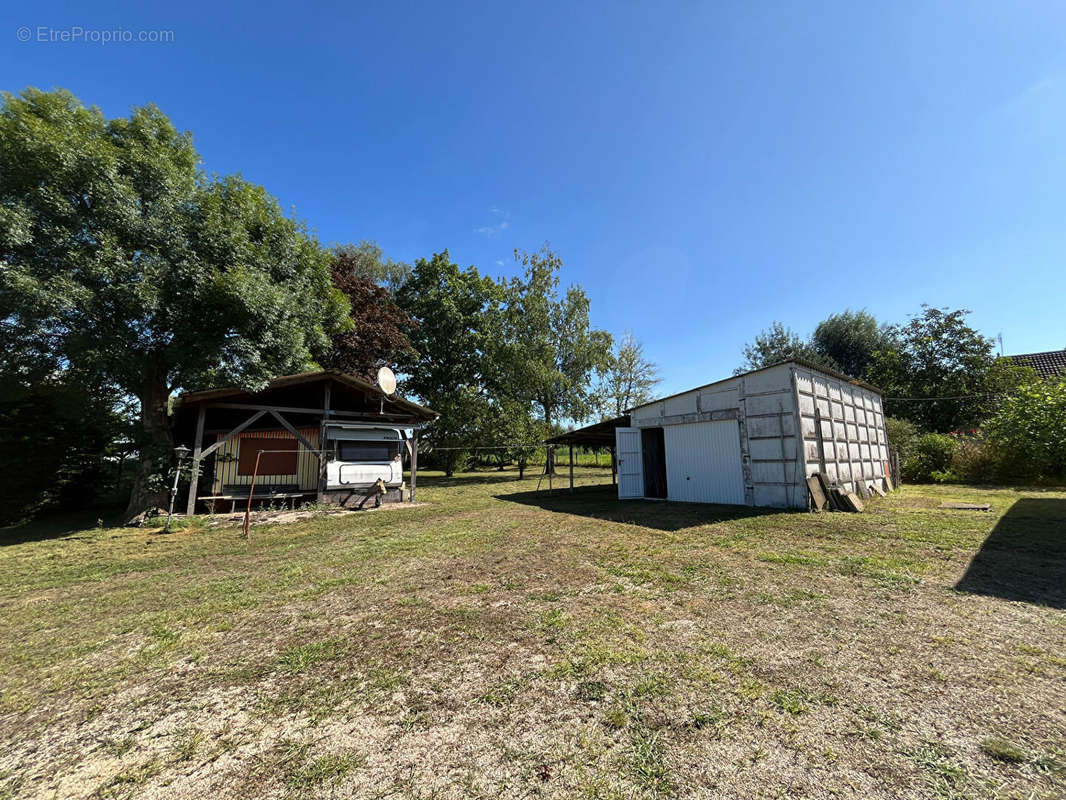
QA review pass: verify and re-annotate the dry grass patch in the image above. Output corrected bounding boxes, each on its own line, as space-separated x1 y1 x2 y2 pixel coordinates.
0 469 1063 798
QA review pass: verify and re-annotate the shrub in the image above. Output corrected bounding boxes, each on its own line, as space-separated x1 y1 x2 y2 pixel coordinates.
885 417 919 461
982 378 1066 482
902 433 957 483
945 435 994 483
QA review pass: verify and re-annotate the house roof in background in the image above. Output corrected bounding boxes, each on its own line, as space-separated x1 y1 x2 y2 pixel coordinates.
1005 349 1066 380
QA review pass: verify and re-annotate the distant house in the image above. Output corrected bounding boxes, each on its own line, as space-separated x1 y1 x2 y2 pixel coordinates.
1004 349 1066 380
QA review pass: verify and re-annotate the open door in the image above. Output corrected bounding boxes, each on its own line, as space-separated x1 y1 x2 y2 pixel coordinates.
615 427 644 499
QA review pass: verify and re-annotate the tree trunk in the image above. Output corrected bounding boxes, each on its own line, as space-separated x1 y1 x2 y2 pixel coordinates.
122 368 173 525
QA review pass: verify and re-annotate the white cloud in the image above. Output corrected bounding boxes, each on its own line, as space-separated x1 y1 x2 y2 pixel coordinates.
474 206 511 237
474 220 509 236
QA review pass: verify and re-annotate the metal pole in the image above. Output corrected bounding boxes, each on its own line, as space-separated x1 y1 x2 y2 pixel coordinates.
569 444 575 493
243 450 263 538
186 405 206 516
164 454 184 533
410 432 418 503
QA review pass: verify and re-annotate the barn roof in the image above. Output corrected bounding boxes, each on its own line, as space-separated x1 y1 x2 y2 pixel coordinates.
1005 349 1066 380
626 358 883 414
176 369 437 420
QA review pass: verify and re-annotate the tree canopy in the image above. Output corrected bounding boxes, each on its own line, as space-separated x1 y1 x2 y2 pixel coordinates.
394 251 499 475
330 241 410 291
599 331 660 418
318 250 415 382
0 88 348 521
736 321 823 374
866 306 1002 431
496 246 612 430
811 309 895 380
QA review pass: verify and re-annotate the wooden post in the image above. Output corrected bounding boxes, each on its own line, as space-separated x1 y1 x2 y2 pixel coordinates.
318 382 331 503
569 443 575 493
410 431 418 502
185 404 206 516
610 446 617 485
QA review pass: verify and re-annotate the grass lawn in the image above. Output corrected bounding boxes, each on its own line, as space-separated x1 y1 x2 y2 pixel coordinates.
0 468 1063 799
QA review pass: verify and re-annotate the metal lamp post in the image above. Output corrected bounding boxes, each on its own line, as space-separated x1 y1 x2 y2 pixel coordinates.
165 445 191 533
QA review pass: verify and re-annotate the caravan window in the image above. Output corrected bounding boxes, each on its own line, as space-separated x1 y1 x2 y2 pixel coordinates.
337 440 396 462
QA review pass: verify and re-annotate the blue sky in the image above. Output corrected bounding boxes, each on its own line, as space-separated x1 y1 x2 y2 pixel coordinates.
4 1 1066 397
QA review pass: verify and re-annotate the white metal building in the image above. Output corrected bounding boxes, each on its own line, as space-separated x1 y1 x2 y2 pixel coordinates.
615 360 892 509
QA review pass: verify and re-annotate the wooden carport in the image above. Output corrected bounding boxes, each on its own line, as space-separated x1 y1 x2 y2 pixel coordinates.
544 415 630 493
173 370 437 513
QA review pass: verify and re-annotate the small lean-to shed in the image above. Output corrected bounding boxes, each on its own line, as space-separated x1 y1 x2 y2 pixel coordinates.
617 360 892 509
173 370 437 513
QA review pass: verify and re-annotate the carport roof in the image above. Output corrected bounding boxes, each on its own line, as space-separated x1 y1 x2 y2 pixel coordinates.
545 415 630 447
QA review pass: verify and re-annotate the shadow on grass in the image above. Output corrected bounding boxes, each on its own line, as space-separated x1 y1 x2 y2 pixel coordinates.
418 466 610 490
0 508 122 546
496 483 784 532
417 472 538 489
955 498 1066 609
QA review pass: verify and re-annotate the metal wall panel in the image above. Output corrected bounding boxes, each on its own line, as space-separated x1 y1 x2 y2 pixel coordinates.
626 361 891 509
793 365 891 492
662 421 745 505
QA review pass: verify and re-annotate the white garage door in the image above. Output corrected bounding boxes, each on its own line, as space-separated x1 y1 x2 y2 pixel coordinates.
663 421 745 505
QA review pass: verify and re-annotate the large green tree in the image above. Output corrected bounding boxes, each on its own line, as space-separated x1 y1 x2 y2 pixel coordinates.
497 247 612 428
318 249 415 382
736 321 824 374
867 306 1005 431
0 88 347 521
330 240 410 291
811 309 895 380
395 251 499 476
598 331 660 418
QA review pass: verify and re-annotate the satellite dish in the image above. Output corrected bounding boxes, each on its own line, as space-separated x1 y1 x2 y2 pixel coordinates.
376 366 397 396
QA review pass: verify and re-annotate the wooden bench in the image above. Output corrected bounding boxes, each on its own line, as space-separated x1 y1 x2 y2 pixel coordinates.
200 484 310 512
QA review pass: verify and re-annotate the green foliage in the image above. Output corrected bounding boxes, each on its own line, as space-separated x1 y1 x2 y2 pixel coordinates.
982 378 1066 482
867 306 996 432
0 88 347 520
884 417 919 462
395 251 499 476
496 246 613 429
903 433 958 483
0 375 128 524
811 309 895 380
318 250 415 381
330 241 410 291
737 321 825 374
598 331 660 418
945 435 999 484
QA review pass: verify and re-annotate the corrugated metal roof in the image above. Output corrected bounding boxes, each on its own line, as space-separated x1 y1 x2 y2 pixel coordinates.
545 415 630 446
626 359 883 413
176 369 437 420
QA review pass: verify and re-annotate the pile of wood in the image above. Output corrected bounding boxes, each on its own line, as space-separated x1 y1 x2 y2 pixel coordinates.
806 471 893 513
